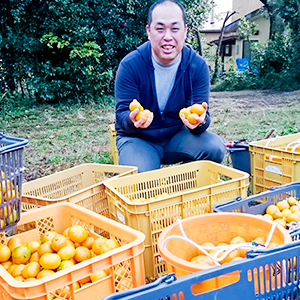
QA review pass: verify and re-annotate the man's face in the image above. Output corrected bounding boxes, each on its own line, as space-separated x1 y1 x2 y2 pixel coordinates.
146 2 187 66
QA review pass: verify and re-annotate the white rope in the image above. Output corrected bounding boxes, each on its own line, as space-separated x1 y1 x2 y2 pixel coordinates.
162 219 279 265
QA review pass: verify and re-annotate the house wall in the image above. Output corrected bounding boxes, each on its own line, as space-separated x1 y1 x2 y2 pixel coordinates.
232 0 264 22
234 16 270 59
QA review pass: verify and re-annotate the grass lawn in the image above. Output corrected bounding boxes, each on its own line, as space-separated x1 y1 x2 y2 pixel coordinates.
1 89 300 182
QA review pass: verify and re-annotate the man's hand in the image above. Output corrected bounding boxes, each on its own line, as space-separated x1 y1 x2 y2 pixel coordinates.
180 102 207 130
130 109 154 128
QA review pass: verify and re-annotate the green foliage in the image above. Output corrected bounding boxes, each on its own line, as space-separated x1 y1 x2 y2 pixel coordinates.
237 16 258 42
1 0 211 104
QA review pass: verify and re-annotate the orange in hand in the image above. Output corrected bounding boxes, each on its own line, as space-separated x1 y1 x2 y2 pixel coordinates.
187 113 199 125
129 99 143 112
190 103 205 116
136 109 151 124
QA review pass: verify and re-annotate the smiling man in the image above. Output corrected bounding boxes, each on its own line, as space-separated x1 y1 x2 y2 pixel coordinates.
114 0 226 172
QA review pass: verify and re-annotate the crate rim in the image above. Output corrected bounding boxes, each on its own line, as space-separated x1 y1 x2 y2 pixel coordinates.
213 181 300 213
22 163 138 202
104 160 250 206
0 202 146 288
0 132 29 154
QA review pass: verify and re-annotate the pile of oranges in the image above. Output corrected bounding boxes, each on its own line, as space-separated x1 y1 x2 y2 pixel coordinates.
0 224 123 298
189 235 281 267
129 99 152 124
0 171 19 227
258 197 300 228
179 103 205 125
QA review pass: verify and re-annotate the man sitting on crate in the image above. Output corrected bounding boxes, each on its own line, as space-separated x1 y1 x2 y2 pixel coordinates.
114 0 226 172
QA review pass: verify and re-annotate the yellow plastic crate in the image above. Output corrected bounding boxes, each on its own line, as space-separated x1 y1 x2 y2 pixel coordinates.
0 202 145 300
104 161 250 278
22 163 137 215
249 132 300 194
109 124 118 165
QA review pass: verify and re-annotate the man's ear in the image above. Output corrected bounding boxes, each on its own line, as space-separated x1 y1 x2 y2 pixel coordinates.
146 24 150 40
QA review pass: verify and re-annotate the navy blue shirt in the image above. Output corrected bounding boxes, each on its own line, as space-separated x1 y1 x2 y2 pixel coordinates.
114 41 210 144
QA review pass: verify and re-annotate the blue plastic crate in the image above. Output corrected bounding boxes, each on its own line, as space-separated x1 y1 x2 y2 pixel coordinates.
213 182 300 240
102 240 300 300
0 132 29 232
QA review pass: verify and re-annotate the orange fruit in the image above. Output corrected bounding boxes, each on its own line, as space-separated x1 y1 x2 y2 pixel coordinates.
26 241 41 254
38 241 54 256
263 214 273 221
0 179 12 195
62 227 70 238
25 277 38 282
190 255 215 266
267 242 280 249
7 264 18 275
57 245 76 261
221 249 241 264
274 218 287 228
51 234 68 252
65 238 75 247
1 260 12 270
21 261 40 279
40 231 57 244
187 113 199 125
11 246 31 264
190 103 205 116
230 236 246 244
56 282 80 298
14 275 25 282
5 189 19 201
276 201 289 211
1 171 5 178
99 239 120 254
91 237 107 255
129 99 143 112
11 264 26 277
78 276 91 285
90 270 107 282
74 246 91 263
81 236 95 250
179 107 191 119
68 225 89 244
136 109 151 124
290 205 300 213
39 253 61 270
36 269 55 279
7 236 24 252
29 251 40 263
285 213 300 223
253 236 266 245
57 259 75 271
0 244 11 262
90 250 96 258
288 197 297 206
266 205 280 217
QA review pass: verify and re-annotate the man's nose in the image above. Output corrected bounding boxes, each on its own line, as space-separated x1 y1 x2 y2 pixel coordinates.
164 29 172 40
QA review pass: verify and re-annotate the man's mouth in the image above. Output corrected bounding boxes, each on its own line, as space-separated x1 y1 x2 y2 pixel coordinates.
162 45 175 50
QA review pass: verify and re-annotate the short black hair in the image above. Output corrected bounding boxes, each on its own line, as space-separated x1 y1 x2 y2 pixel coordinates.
147 0 187 25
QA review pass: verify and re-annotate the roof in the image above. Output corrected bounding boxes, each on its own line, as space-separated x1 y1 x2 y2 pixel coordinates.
225 7 267 33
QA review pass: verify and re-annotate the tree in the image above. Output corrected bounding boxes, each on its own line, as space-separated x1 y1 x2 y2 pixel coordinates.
237 16 258 60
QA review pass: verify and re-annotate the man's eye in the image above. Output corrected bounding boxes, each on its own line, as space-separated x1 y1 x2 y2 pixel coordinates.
172 28 179 31
156 27 164 32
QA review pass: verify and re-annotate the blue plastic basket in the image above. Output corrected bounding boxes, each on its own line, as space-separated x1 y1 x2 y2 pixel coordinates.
0 132 29 232
213 182 300 240
102 240 300 300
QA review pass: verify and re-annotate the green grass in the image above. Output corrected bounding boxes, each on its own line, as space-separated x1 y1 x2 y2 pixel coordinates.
1 90 300 182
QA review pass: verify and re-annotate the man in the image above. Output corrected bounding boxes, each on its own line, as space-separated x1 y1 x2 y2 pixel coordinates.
114 0 226 172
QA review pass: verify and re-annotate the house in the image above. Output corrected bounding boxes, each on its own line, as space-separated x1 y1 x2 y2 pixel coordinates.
200 0 270 71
